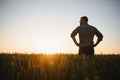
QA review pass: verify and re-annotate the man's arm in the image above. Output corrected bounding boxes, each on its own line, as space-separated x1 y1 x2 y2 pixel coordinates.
71 27 79 47
94 29 103 47
71 37 79 47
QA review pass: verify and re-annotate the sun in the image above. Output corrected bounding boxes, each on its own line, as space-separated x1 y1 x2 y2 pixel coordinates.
33 38 61 54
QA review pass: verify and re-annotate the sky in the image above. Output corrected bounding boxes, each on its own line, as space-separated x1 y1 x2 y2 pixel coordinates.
0 0 120 54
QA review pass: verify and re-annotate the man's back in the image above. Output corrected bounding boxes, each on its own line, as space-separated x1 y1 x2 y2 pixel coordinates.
71 23 103 48
78 24 100 47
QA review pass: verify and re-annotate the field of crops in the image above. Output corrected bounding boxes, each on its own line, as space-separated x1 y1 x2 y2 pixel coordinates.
0 53 120 80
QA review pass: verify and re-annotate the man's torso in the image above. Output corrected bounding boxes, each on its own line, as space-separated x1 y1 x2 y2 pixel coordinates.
78 24 97 47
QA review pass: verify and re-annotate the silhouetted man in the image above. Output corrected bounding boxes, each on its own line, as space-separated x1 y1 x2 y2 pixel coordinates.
71 16 103 55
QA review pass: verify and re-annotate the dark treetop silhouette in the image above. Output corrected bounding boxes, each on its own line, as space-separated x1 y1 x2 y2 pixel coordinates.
71 16 103 55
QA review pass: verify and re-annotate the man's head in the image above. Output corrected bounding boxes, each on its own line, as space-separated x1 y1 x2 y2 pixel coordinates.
80 16 88 25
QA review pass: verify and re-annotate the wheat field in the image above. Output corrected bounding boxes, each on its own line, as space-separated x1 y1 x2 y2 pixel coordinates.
0 53 120 80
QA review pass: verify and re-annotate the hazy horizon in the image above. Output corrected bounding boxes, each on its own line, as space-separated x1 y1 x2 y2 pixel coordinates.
0 0 120 54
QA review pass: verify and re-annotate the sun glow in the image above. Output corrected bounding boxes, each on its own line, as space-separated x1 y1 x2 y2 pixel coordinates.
33 38 62 54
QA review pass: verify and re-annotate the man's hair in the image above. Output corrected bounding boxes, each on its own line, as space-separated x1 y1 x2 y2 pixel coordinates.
81 16 88 23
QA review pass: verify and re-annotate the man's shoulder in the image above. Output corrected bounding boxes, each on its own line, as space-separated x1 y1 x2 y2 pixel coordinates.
88 24 95 28
75 26 81 29
88 24 98 30
79 24 98 30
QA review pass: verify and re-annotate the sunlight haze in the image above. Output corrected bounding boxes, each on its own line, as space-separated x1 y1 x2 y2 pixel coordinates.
0 0 120 54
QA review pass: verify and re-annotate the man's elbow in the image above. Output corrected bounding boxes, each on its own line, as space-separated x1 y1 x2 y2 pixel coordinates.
71 33 74 38
101 34 103 41
71 36 74 39
98 35 103 41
